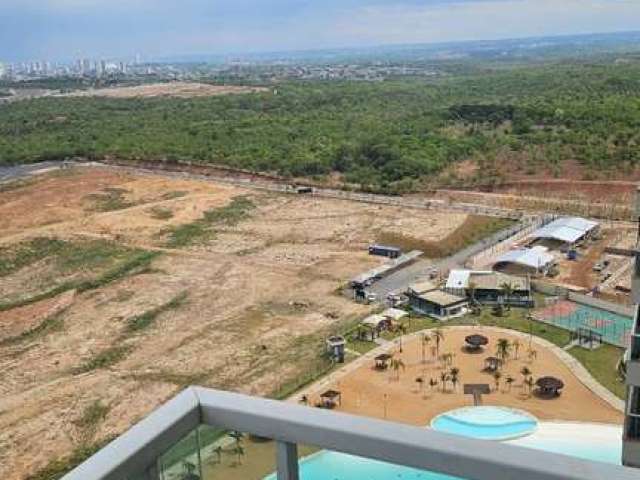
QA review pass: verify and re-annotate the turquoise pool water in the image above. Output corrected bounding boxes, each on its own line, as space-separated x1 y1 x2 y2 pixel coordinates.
263 409 621 480
430 406 538 440
536 300 633 347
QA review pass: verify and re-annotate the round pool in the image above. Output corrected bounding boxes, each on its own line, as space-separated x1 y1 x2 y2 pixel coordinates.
430 406 538 440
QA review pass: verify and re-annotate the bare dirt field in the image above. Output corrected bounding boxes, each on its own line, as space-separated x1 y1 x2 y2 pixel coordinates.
302 327 623 425
66 82 269 99
0 167 468 479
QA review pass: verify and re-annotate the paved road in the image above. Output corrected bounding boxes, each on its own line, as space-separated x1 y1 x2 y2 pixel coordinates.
368 219 534 301
0 161 62 182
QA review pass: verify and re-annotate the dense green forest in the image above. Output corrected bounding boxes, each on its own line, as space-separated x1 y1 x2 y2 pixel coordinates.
1 60 640 190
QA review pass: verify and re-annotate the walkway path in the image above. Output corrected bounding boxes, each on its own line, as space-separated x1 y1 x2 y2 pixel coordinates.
292 325 625 413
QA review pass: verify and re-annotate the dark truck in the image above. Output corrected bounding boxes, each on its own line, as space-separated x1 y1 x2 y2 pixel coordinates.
368 244 401 259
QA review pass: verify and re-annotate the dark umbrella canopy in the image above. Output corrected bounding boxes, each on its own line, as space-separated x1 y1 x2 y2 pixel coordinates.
536 376 565 390
465 334 489 347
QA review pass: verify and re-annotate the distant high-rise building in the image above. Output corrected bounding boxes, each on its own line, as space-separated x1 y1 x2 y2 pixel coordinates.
0 62 5 78
119 61 127 74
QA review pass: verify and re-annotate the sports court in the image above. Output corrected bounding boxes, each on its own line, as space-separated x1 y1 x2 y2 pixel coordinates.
534 300 633 347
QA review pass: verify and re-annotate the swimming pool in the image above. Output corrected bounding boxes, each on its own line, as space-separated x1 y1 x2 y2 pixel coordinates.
430 406 538 440
263 420 622 480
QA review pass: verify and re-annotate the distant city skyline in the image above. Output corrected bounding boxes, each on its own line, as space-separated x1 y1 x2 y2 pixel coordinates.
3 0 640 62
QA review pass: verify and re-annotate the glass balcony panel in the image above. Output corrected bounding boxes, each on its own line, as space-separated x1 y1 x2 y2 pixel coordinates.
198 426 281 480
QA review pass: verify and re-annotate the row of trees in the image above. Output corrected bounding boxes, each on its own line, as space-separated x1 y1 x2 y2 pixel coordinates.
2 60 639 188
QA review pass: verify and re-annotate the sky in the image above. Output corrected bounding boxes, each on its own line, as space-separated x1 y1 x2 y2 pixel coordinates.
2 0 640 62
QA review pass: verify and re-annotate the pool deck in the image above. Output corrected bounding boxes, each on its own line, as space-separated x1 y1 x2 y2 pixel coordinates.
292 326 624 426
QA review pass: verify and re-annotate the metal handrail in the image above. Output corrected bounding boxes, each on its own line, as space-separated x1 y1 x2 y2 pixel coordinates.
62 386 637 480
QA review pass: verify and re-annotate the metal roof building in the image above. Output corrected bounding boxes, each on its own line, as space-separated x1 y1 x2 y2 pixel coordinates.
493 247 555 274
530 217 599 245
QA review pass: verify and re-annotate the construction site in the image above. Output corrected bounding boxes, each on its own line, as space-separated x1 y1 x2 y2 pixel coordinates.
0 165 487 480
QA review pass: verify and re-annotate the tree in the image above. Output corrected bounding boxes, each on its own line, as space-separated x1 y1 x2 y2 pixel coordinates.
524 376 535 397
496 338 511 364
415 376 424 393
520 366 532 386
429 378 438 393
433 329 445 357
505 376 515 392
527 349 538 363
390 358 406 381
450 367 460 392
468 281 478 305
493 371 502 392
513 339 521 360
500 282 514 310
228 431 245 465
421 333 431 364
439 371 449 392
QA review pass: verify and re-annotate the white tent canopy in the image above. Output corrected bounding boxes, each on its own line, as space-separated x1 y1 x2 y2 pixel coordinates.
495 248 555 270
530 217 599 244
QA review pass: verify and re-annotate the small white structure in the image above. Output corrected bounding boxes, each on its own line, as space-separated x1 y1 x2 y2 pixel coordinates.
382 308 408 322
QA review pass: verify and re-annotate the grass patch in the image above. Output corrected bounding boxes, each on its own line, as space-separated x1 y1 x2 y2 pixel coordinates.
377 215 514 258
73 401 110 431
73 345 132 374
0 310 66 347
127 370 211 388
0 237 66 277
0 177 35 194
162 190 188 200
148 206 174 220
0 250 160 312
125 292 188 332
569 344 626 399
472 308 572 347
85 187 135 212
165 195 255 247
25 436 117 480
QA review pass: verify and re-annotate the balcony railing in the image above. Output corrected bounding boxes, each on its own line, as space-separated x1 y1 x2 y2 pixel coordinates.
62 386 638 480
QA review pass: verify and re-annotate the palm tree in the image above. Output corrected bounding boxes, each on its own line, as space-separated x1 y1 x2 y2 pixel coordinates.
421 333 431 364
505 376 515 392
520 366 532 386
390 358 406 381
439 371 449 392
433 328 445 357
496 338 511 364
228 431 244 465
429 378 438 393
415 376 424 393
213 445 223 464
440 352 453 369
524 376 535 397
468 281 478 306
450 367 460 392
493 371 502 392
513 339 521 360
527 349 538 363
500 282 514 311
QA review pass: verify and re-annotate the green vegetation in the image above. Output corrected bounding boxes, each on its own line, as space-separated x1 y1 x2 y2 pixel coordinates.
25 436 116 480
148 206 174 220
0 249 159 312
85 187 134 212
569 344 626 399
0 237 139 278
73 345 132 374
0 310 66 347
165 195 255 247
473 308 572 347
378 216 514 258
125 292 188 332
2 60 640 189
